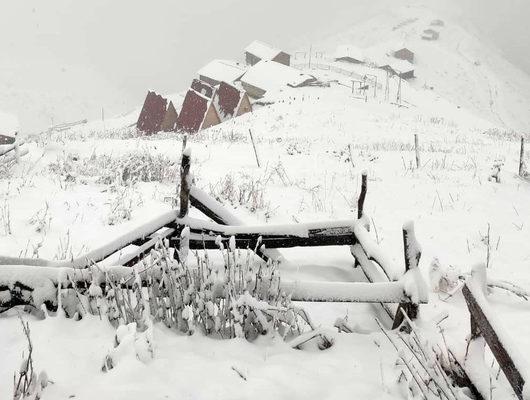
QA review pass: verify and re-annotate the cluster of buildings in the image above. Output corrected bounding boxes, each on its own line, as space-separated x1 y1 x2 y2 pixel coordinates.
334 43 416 80
137 40 315 135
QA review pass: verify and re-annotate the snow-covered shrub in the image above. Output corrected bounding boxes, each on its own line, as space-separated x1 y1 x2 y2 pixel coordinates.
13 317 50 400
209 173 270 214
49 151 178 187
106 184 143 226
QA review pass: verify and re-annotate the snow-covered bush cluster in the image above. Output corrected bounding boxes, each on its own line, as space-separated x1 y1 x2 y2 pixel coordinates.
48 151 178 187
58 239 310 343
209 173 270 215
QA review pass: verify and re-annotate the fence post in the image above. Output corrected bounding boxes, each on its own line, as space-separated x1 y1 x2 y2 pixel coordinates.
179 147 191 218
357 172 367 219
519 136 525 177
14 132 20 164
392 222 421 330
414 134 420 169
248 129 260 168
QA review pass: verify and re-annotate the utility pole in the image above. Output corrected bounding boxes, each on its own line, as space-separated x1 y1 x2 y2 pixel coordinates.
308 44 312 69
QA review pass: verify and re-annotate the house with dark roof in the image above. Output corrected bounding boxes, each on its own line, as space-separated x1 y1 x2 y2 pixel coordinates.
244 40 290 66
176 89 221 133
422 29 440 41
379 59 415 80
198 60 247 87
213 81 252 122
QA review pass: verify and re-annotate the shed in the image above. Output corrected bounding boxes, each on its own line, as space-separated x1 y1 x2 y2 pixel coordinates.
190 79 216 99
334 45 365 64
240 60 316 98
197 60 247 87
137 91 168 134
379 60 415 80
213 81 252 122
176 89 221 133
244 40 291 66
392 47 414 63
160 101 179 132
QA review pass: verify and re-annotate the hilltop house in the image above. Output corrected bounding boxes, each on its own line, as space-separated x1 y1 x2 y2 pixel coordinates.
392 46 414 63
176 89 220 133
422 29 440 41
334 45 365 64
197 59 246 87
240 60 316 99
213 81 252 121
244 40 291 66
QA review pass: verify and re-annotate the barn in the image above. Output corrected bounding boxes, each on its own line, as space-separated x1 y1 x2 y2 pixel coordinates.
213 81 252 122
392 46 414 63
240 60 316 99
244 40 291 66
176 89 221 133
379 59 415 80
334 45 365 64
136 91 168 134
197 60 246 87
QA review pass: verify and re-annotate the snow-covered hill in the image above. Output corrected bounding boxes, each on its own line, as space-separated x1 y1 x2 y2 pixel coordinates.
1 6 530 400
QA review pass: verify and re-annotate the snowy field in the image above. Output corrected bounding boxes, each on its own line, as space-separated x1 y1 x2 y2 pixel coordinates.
2 7 530 400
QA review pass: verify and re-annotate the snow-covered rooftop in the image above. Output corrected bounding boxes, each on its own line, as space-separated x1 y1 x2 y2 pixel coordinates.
244 40 284 60
335 45 365 61
240 60 314 92
384 59 414 73
198 59 247 84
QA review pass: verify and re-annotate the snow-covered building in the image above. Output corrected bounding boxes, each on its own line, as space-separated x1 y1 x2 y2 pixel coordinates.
422 29 440 41
392 46 414 63
240 60 316 99
213 81 252 122
190 78 216 99
176 89 220 133
197 60 247 87
244 40 291 66
379 59 415 80
334 45 365 64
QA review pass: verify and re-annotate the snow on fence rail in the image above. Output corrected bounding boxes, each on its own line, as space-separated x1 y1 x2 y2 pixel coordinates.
462 264 529 400
0 145 428 329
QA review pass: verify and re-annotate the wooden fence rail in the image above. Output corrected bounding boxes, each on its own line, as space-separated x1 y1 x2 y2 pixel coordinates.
462 264 528 399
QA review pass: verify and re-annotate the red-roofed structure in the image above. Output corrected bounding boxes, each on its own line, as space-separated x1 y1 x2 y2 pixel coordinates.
190 79 215 99
214 82 252 121
137 91 168 134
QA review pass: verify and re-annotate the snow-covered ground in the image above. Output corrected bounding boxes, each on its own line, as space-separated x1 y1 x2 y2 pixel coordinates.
1 6 530 400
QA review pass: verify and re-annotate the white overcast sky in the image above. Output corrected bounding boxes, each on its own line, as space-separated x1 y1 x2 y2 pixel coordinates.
0 0 528 133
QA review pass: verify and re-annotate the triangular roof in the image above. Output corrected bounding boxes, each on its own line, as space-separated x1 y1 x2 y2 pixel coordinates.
136 91 168 134
176 89 220 133
213 81 251 122
160 101 179 132
191 79 216 99
244 40 284 60
198 60 246 84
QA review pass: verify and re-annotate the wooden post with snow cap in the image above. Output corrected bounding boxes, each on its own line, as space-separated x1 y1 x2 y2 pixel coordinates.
357 172 367 220
392 221 421 330
519 136 525 177
179 147 191 219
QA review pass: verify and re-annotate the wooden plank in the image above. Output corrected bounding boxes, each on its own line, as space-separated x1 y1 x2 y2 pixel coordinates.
462 284 525 399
